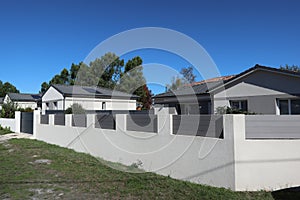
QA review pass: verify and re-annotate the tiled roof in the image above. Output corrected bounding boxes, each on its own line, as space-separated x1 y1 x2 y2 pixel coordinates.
154 64 300 98
8 93 41 102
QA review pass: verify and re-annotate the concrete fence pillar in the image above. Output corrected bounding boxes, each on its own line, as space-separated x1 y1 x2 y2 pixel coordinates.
157 114 172 135
33 110 40 138
86 114 94 128
116 114 126 132
14 111 21 133
49 114 55 126
65 114 72 127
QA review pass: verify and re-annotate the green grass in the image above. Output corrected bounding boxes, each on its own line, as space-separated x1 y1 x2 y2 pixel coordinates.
0 125 13 135
0 138 291 199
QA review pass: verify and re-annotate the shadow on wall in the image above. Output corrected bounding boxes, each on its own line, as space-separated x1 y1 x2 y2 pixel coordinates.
272 186 300 200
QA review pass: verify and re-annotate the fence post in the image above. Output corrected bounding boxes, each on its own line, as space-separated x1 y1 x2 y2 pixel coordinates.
116 114 126 132
157 114 172 135
33 110 40 138
65 114 72 127
15 111 21 133
86 114 94 128
49 114 55 126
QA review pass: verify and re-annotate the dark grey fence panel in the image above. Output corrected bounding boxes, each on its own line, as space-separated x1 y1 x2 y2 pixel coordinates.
246 115 300 139
173 115 223 138
72 115 87 127
95 114 116 130
54 114 65 126
127 115 158 133
40 115 49 125
21 112 33 134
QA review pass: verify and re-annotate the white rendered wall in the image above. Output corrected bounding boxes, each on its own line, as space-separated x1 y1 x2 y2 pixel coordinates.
232 115 300 191
35 113 235 190
0 118 16 131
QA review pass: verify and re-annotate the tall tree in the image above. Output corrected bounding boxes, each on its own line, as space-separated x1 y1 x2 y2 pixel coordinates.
0 81 19 97
117 56 152 109
280 64 300 73
166 76 185 91
180 66 196 83
40 82 49 93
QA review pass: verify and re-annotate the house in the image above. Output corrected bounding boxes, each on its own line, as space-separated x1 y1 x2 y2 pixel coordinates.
4 93 41 109
154 64 300 115
41 84 138 113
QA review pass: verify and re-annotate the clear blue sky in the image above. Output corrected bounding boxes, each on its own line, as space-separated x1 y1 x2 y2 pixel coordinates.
1 0 300 94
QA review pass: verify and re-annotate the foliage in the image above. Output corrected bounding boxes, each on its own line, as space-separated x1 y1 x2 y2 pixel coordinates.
39 53 152 109
0 125 12 135
64 103 85 114
0 138 274 199
116 56 152 109
1 101 18 118
279 64 300 73
0 81 19 97
166 76 185 91
216 106 256 115
18 107 34 112
166 66 197 91
180 66 196 83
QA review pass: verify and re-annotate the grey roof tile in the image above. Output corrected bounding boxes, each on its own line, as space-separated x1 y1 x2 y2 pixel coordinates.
52 84 138 99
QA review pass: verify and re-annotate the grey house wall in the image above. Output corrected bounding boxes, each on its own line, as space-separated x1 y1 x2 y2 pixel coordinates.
213 70 300 114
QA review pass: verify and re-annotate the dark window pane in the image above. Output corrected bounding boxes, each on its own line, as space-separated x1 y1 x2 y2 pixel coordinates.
291 100 300 115
240 101 248 111
279 100 289 115
230 101 240 109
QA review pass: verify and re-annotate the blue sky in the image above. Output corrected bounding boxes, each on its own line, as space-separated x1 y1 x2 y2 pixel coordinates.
0 0 300 94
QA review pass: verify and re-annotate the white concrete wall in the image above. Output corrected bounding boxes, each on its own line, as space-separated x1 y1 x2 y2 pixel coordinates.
0 111 21 132
35 113 235 190
33 112 300 191
0 118 16 131
232 115 300 191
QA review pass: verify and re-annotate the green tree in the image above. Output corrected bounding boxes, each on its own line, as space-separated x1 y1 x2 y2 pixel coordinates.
1 101 18 118
0 81 19 97
280 64 300 73
117 56 153 109
40 82 49 93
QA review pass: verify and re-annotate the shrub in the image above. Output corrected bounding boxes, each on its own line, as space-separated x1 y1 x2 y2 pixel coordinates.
18 107 33 112
1 102 18 118
65 103 85 114
216 106 256 115
0 125 12 135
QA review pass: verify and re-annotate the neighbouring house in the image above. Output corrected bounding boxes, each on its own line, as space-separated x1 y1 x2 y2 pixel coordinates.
4 93 41 110
41 84 138 113
154 64 300 115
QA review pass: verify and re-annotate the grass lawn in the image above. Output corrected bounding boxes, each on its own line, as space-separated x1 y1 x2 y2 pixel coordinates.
0 138 296 199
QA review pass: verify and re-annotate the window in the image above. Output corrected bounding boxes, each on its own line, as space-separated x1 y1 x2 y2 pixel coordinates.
279 99 300 115
229 100 248 111
102 102 106 110
46 103 49 110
